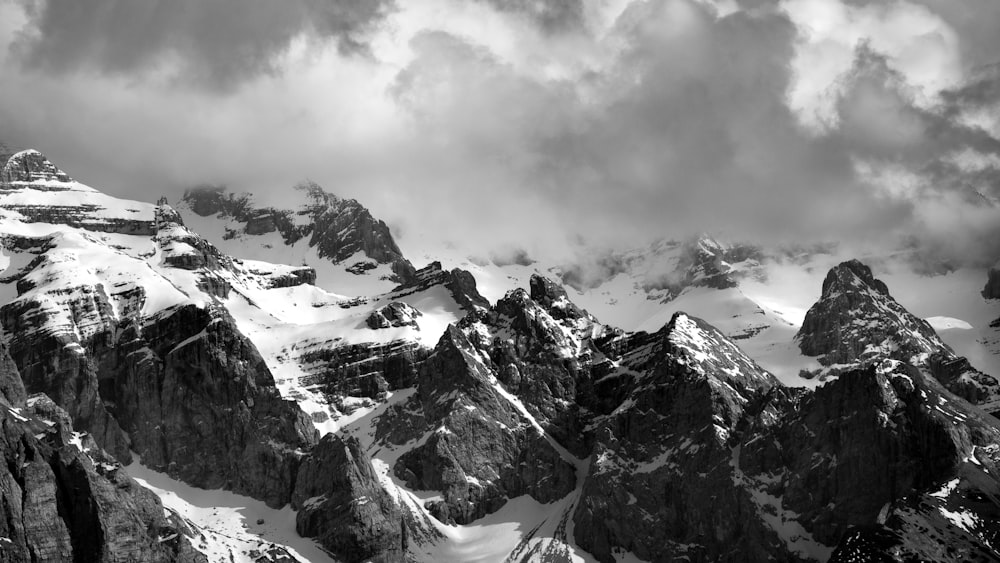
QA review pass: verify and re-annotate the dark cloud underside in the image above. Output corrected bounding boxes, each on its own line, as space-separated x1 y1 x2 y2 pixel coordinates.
11 0 394 87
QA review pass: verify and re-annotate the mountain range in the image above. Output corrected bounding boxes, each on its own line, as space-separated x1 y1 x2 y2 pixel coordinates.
0 146 998 562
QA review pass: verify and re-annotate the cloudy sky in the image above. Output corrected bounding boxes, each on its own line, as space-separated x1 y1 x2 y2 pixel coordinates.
1 0 998 263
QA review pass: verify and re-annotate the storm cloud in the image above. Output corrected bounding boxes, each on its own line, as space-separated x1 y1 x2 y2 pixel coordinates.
9 0 394 87
1 0 998 264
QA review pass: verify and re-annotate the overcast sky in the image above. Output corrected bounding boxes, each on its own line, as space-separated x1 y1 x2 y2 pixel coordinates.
1 0 998 264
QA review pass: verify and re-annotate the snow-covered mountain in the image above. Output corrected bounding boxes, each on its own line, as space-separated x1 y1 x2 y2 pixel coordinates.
1 146 1000 562
174 183 416 296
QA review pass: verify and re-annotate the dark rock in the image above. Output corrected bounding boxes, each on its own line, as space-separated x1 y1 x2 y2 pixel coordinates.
392 261 490 312
182 185 229 217
0 394 204 561
1 279 134 461
346 261 378 275
267 267 317 288
245 211 277 235
299 339 429 401
573 312 781 562
0 337 26 407
394 326 577 525
529 273 587 320
366 302 422 330
292 434 405 563
985 266 1000 300
113 305 318 508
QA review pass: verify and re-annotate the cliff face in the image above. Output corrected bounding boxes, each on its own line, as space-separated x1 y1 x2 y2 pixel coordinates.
0 338 205 562
292 434 406 562
113 305 317 507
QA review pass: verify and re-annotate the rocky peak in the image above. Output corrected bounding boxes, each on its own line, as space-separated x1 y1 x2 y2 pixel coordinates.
529 274 587 320
393 323 577 524
798 259 944 368
820 258 890 297
664 312 779 394
798 259 1000 415
605 312 780 442
292 434 406 562
1 149 72 184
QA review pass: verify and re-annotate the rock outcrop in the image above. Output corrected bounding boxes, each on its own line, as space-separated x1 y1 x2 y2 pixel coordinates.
299 339 429 403
367 302 422 330
0 346 204 563
292 434 405 563
392 261 490 312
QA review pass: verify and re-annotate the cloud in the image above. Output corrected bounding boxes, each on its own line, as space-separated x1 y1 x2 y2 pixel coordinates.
475 0 587 32
782 0 961 132
8 0 395 88
1 0 998 267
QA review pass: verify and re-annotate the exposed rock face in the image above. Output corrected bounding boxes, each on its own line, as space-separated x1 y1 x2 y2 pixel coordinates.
456 275 619 456
573 312 783 562
292 434 405 562
985 265 1000 300
393 261 490 311
367 301 422 330
157 221 233 271
797 259 1000 414
0 156 155 235
0 393 205 562
817 364 1000 562
299 339 429 403
1 149 72 184
1 257 134 461
0 336 26 406
182 183 417 283
113 305 318 507
394 325 577 525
